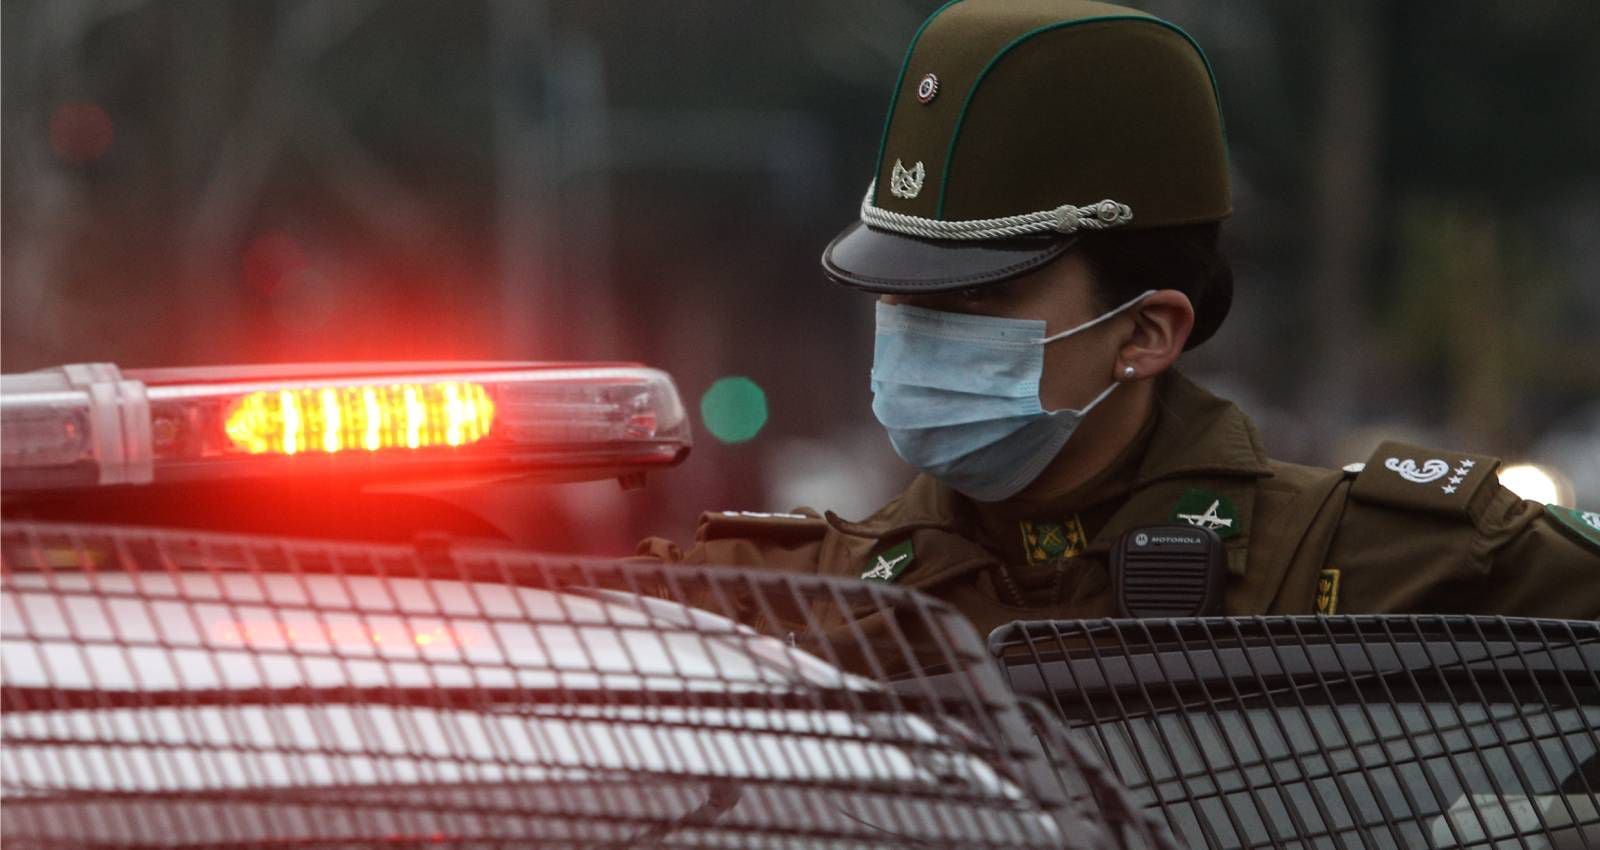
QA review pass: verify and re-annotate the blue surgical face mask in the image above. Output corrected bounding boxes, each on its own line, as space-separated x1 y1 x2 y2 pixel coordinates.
870 290 1154 502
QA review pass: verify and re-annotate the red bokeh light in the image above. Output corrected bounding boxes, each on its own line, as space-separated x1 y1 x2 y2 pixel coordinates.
241 231 310 296
48 101 115 165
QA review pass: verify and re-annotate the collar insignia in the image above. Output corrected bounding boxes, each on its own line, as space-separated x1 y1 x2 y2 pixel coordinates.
861 539 915 583
1170 488 1241 540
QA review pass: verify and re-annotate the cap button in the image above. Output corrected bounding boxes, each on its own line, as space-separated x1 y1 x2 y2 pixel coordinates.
1096 201 1121 222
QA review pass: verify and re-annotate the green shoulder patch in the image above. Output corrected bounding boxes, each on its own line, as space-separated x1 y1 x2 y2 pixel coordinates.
1169 488 1240 540
860 539 915 583
1020 516 1088 566
1545 505 1600 552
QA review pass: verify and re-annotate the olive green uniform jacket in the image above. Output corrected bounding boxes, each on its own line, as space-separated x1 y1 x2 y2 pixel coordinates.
638 373 1600 641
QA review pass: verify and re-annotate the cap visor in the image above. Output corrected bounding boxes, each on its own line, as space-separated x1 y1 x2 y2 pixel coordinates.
821 221 1076 293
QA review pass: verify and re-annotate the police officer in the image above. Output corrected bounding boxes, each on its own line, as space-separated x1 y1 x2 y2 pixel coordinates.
639 0 1600 635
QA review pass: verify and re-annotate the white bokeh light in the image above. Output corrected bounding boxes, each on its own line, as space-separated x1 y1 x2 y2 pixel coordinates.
1497 463 1573 507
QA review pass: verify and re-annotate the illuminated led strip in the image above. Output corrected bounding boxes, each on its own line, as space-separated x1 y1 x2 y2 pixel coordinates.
3 363 692 491
224 382 495 455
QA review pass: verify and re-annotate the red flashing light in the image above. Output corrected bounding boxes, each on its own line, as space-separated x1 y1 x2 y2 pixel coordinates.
3 362 691 490
224 381 494 455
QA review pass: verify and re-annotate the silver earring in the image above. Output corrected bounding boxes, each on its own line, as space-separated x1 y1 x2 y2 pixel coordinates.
1122 365 1137 380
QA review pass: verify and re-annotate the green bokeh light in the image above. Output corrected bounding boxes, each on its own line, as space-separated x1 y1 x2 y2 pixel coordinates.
700 376 768 444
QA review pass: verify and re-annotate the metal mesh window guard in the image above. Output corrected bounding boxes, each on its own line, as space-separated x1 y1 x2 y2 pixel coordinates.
989 616 1600 850
1 520 1170 850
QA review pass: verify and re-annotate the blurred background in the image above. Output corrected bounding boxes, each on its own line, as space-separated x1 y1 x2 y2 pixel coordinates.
5 0 1598 553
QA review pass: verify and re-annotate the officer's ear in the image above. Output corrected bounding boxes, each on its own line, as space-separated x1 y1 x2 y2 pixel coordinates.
1116 290 1194 380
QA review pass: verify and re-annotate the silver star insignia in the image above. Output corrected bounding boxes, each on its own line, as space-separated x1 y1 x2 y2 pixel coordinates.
1459 459 1476 468
1442 485 1458 495
1448 475 1464 485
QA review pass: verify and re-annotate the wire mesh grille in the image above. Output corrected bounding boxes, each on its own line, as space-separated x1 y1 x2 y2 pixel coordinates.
990 616 1600 850
1 520 1167 850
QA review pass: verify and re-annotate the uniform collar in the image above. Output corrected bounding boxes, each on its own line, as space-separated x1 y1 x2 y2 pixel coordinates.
964 370 1273 521
1133 370 1273 485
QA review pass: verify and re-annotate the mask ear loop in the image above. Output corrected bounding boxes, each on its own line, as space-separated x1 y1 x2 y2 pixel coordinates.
1037 289 1156 415
1046 375 1123 416
1036 289 1157 344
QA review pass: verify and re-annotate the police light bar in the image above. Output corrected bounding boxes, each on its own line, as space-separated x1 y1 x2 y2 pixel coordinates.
0 362 691 491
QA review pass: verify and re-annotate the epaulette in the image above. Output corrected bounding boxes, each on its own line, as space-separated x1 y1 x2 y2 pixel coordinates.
1348 440 1500 519
694 509 830 544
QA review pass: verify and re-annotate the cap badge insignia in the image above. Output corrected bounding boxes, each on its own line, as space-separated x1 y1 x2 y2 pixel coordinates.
889 159 925 199
916 73 940 104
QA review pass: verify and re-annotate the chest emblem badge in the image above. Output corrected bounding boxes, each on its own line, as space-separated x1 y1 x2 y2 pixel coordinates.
1170 488 1241 540
1021 516 1087 566
889 159 926 199
860 539 915 583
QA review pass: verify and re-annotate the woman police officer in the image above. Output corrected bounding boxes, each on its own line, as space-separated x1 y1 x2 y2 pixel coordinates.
637 0 1600 635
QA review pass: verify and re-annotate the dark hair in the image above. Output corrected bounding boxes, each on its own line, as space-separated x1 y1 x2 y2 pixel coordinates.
1072 222 1233 350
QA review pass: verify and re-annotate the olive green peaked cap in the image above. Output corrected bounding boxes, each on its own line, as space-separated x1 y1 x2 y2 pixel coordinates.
823 0 1230 292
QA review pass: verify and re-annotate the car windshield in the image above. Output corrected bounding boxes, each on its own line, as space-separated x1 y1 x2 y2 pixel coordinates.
1087 698 1599 850
989 618 1600 850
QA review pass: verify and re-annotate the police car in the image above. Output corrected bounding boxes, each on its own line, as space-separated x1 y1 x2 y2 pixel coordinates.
0 360 1172 850
3 361 1595 849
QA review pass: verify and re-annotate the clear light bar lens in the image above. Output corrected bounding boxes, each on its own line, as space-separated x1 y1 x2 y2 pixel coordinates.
223 382 495 455
1 401 91 468
2 363 690 489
